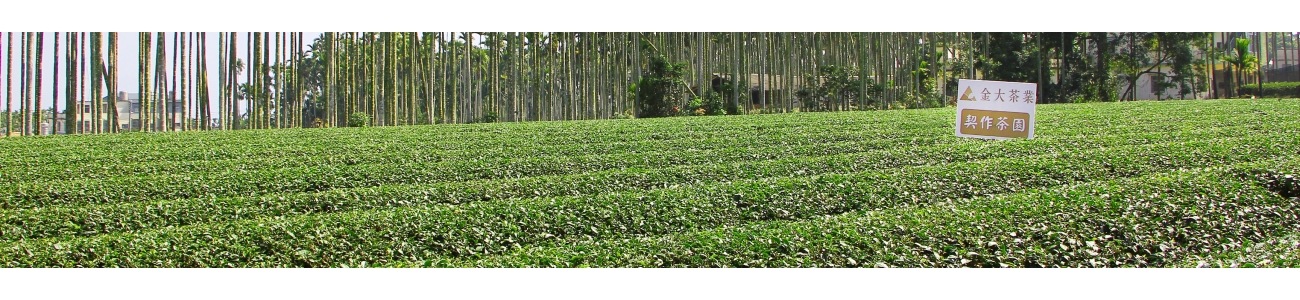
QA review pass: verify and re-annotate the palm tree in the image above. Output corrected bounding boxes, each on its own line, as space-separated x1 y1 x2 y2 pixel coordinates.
217 33 225 130
261 32 270 129
198 32 210 130
153 32 168 132
138 32 151 132
248 32 258 129
1221 37 1258 98
179 32 186 131
21 33 28 136
189 32 197 130
220 32 233 129
79 32 90 132
52 32 60 134
324 32 334 127
75 33 84 134
106 32 118 134
230 53 243 129
91 33 101 134
169 32 178 131
64 32 75 134
255 32 265 129
297 32 305 128
274 32 282 129
279 32 290 128
33 32 44 136
4 32 11 137
245 32 254 129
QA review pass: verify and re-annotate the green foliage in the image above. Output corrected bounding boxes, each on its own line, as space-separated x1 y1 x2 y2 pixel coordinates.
969 33 1211 103
1224 38 1260 71
974 33 1037 83
1236 159 1300 199
1034 32 1088 103
1159 33 1210 99
1183 158 1300 267
346 112 370 128
910 59 938 95
4 116 1292 245
472 111 499 124
0 100 1297 267
1111 33 1210 100
626 83 637 106
635 56 689 118
311 118 329 128
611 109 634 120
795 65 883 111
686 91 727 116
1183 232 1300 267
1222 37 1261 98
944 55 973 97
443 165 1300 267
709 77 742 115
972 33 1104 103
1239 82 1300 98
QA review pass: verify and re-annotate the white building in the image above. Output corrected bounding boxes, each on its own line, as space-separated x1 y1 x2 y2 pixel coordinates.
52 91 187 134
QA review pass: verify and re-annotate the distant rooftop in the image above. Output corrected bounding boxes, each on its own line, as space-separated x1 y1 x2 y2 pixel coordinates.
103 92 182 102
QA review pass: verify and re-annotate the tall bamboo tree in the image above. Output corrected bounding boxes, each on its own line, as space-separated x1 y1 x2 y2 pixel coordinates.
138 32 151 131
180 32 187 131
198 32 210 130
154 32 168 131
21 33 28 136
52 32 60 134
275 32 282 129
261 32 270 129
169 32 178 131
3 32 9 136
245 32 253 129
64 32 76 134
33 33 44 136
90 32 98 133
104 33 116 133
91 33 102 134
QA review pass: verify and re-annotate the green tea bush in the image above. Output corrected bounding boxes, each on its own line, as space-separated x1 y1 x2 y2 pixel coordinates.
1 99 1298 267
446 167 1300 268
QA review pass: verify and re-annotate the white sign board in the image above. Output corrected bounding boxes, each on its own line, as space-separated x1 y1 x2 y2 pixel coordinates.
954 79 1037 140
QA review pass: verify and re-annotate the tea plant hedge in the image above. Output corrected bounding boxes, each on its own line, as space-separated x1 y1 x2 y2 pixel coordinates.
0 99 1296 267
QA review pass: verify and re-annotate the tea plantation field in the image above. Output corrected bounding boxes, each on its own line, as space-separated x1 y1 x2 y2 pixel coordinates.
0 99 1297 268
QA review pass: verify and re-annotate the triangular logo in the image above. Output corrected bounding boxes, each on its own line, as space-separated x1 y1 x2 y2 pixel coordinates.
959 86 975 101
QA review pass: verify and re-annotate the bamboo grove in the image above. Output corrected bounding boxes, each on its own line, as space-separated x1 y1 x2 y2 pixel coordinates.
1 32 1296 136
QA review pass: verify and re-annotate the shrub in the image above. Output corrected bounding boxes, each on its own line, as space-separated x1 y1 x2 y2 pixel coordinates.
710 77 742 115
1238 82 1300 98
347 113 370 128
635 56 689 118
473 111 499 124
686 91 728 116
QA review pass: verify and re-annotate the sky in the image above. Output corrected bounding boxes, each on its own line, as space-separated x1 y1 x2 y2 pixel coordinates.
0 32 323 115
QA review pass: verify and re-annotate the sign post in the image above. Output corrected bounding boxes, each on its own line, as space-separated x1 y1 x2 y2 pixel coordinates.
954 79 1037 140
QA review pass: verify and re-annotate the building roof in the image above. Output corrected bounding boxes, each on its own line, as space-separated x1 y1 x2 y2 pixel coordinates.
103 92 182 103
